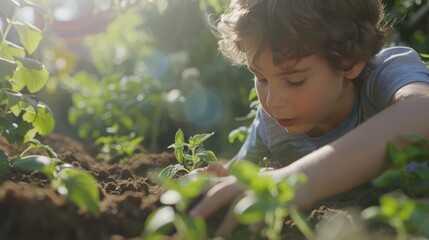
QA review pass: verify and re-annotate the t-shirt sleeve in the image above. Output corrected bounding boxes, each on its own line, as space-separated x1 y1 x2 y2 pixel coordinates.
236 108 271 163
364 47 429 110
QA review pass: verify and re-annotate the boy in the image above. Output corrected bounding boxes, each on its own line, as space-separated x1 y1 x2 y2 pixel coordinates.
189 0 429 235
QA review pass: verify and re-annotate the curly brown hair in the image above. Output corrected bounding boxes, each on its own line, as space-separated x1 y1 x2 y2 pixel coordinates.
215 0 392 72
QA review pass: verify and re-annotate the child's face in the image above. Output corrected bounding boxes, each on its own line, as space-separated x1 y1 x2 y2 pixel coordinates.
250 48 356 137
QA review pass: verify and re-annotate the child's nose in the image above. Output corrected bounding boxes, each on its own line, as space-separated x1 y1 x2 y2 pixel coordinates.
266 86 287 109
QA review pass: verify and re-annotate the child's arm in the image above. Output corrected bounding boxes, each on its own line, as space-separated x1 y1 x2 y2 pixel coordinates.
189 90 429 234
271 93 429 209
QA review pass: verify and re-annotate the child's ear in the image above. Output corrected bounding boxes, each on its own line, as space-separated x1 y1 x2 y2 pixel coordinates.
344 61 366 80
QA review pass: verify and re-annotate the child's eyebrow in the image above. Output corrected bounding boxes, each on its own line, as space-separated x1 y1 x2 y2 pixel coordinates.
248 66 310 76
277 66 310 76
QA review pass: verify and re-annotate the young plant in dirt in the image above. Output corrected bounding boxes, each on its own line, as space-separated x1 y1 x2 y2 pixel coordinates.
94 124 144 163
361 132 429 239
5 144 100 216
230 160 314 240
0 0 100 216
371 132 429 197
160 129 218 178
143 173 211 240
362 193 429 239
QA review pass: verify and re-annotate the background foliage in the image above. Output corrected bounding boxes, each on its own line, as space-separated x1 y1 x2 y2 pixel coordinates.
34 0 429 160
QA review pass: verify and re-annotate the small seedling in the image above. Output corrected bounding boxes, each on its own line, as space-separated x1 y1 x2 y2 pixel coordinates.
143 173 211 240
0 140 100 216
362 194 429 239
230 160 314 240
362 131 429 239
160 129 218 178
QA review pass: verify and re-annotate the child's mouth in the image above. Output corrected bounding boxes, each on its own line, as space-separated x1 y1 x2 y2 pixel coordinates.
277 118 297 127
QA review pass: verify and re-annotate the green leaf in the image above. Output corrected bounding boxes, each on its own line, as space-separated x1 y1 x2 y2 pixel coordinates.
3 121 34 147
14 56 44 70
160 190 181 205
0 40 25 60
196 150 218 163
169 129 185 163
32 103 55 135
379 195 400 218
189 132 214 147
234 195 272 224
387 142 408 167
230 160 260 189
11 155 56 176
173 144 184 164
372 169 401 187
411 168 429 181
11 61 49 93
361 206 383 221
0 57 17 81
57 168 100 215
143 206 175 238
174 213 206 240
178 176 211 198
2 90 23 113
0 0 20 18
22 106 36 122
228 126 248 143
159 164 188 178
0 150 9 176
12 22 43 54
175 129 184 145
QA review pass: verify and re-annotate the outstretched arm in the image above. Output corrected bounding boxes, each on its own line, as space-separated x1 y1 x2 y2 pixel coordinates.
190 84 429 235
270 84 429 209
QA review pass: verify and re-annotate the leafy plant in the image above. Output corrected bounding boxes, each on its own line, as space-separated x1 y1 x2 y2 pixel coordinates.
361 132 429 239
372 132 429 197
143 173 211 240
60 9 170 153
160 129 218 178
0 0 54 146
94 124 144 163
362 194 429 239
230 160 314 240
0 0 100 216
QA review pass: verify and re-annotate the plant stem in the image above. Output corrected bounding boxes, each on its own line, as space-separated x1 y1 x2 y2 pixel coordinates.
289 205 314 240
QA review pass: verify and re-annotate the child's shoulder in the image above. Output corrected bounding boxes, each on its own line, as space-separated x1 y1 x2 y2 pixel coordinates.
372 46 422 65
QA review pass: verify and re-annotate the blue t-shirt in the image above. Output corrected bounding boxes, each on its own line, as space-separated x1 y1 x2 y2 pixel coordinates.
237 47 429 167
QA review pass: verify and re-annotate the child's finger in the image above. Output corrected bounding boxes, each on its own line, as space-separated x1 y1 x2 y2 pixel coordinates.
206 163 229 177
189 177 241 219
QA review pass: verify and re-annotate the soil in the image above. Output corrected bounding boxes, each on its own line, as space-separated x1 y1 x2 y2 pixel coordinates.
0 133 393 240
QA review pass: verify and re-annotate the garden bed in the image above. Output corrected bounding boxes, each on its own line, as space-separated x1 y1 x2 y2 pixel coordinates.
0 133 392 240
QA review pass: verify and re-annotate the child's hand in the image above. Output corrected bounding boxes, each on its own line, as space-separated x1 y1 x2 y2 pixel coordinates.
188 175 243 236
188 162 229 177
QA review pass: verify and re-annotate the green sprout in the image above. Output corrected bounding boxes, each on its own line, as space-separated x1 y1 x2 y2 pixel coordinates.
230 160 314 240
160 129 218 178
143 173 211 240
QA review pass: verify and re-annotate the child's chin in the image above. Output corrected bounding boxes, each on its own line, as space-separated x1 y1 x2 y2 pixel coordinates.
283 127 308 136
